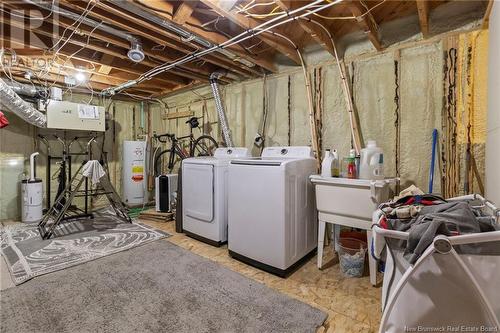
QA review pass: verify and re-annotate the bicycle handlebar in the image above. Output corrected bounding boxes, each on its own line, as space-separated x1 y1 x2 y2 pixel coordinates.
154 133 176 143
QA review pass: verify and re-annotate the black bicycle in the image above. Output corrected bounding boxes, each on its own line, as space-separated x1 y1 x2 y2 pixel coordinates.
154 117 218 175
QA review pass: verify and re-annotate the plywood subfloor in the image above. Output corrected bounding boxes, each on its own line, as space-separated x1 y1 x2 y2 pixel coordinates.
141 219 382 333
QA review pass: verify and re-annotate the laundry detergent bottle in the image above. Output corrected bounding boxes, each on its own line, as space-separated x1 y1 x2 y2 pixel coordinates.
359 140 384 180
321 149 334 177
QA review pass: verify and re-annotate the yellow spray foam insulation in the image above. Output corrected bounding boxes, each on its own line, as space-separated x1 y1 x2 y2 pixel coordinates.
456 30 488 145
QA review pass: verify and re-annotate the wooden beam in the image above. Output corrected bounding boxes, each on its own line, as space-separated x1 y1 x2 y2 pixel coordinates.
173 1 196 25
416 0 430 38
199 0 301 65
275 0 335 56
483 0 494 29
347 1 383 51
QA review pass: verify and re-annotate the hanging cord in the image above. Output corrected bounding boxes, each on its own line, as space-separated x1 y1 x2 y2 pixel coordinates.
314 67 324 160
300 18 362 154
260 74 269 153
287 75 292 146
394 59 401 184
257 29 320 167
464 45 473 194
446 48 458 197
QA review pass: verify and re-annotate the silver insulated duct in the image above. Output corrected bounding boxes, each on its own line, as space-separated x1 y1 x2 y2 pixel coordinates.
0 78 46 127
209 73 233 147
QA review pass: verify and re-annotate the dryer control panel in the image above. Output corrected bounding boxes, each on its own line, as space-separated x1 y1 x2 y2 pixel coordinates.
261 146 313 158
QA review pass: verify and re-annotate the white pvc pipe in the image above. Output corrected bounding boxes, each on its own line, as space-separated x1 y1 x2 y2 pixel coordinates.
29 152 39 181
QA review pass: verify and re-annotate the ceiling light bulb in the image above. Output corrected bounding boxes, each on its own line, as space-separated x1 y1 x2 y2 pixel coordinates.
75 71 86 83
128 40 145 63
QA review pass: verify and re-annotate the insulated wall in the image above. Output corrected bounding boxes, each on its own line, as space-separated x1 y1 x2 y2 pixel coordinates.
156 30 487 196
486 3 499 204
0 28 490 220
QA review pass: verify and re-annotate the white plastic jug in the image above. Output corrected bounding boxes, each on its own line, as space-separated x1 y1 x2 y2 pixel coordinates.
321 149 333 177
359 140 384 180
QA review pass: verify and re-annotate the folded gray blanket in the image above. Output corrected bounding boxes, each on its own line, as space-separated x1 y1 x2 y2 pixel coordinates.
387 201 498 264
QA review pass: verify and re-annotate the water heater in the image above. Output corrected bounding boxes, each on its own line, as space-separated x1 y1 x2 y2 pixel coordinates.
21 152 43 223
122 141 147 206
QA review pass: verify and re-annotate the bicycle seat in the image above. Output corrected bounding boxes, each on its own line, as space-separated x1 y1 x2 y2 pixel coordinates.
186 117 200 129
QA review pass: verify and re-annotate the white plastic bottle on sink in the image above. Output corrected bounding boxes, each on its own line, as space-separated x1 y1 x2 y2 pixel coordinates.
321 149 333 177
359 140 384 180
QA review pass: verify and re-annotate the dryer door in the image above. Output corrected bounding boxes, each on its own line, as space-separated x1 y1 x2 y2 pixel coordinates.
183 163 214 222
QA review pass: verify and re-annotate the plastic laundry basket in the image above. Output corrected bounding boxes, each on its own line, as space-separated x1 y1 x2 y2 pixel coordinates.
372 194 500 333
338 238 367 277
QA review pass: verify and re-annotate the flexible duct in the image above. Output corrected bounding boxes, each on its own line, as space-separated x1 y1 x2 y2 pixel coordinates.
4 79 40 97
0 78 46 127
209 72 233 147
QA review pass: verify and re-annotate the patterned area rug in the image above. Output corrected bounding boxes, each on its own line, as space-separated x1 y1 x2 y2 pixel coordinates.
0 212 169 285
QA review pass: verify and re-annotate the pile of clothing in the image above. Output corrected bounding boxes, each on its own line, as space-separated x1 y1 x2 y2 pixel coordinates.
376 186 499 264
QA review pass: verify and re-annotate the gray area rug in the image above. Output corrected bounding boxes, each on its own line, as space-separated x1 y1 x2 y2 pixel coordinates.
0 213 169 285
0 240 327 333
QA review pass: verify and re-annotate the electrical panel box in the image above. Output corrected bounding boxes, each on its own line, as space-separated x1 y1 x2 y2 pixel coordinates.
46 100 105 132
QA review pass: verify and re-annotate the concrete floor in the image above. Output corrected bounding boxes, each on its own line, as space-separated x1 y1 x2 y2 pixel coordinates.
0 219 382 332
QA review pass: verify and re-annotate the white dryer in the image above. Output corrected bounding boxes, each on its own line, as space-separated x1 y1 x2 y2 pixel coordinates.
182 147 251 246
227 146 317 277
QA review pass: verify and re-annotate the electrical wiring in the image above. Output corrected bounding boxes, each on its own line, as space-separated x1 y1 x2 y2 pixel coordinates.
0 0 55 20
308 0 386 21
236 1 277 13
44 19 102 94
240 6 283 18
51 1 97 55
187 18 259 57
0 49 16 82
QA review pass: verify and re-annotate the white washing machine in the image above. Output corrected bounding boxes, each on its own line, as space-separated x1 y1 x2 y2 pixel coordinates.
227 146 318 277
182 147 251 246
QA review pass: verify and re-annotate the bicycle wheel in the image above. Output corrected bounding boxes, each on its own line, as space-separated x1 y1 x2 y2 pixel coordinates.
192 135 219 157
154 149 183 175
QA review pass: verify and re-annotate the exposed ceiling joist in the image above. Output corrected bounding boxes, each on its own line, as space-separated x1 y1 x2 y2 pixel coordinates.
134 0 276 73
416 0 430 38
347 1 383 51
483 0 494 29
199 0 302 65
1 6 198 85
275 0 335 57
65 1 247 80
173 1 197 25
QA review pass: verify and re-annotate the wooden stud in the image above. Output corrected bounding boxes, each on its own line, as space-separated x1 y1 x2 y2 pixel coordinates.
275 0 336 57
416 0 430 38
173 2 197 25
133 0 276 73
483 0 494 29
347 1 383 51
199 0 302 64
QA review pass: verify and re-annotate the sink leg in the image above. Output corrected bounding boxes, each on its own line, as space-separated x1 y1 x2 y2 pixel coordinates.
317 220 326 269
